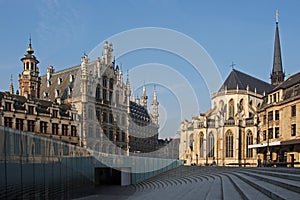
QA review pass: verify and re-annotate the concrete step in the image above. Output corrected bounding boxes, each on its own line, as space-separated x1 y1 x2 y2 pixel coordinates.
233 172 300 200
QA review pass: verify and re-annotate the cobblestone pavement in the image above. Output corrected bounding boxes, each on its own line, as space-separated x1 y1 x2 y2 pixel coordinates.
78 166 300 200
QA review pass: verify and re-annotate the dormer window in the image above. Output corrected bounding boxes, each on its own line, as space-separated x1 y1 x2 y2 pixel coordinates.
58 77 62 85
28 105 34 115
43 92 48 98
5 102 12 111
47 81 51 87
52 110 58 118
55 89 60 98
69 74 74 82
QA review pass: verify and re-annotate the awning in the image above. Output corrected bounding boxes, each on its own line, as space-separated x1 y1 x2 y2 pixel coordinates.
248 141 281 149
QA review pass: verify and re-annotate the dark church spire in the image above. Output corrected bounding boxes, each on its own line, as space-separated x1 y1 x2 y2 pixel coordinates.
271 9 285 85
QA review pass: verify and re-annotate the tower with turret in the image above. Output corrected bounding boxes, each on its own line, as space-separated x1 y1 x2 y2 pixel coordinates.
19 38 41 98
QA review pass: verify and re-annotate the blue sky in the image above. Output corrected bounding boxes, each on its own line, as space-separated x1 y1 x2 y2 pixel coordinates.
1 0 300 138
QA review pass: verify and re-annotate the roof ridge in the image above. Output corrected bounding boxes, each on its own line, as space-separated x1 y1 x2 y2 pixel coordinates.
40 65 80 77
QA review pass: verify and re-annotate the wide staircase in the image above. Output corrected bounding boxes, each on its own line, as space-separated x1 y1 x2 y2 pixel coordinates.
131 166 300 200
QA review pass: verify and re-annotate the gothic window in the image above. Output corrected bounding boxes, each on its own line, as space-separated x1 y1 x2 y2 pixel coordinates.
189 133 194 151
228 99 234 119
225 130 233 158
116 91 120 105
103 76 107 88
246 131 253 158
199 132 204 158
207 132 214 158
96 84 101 101
109 78 114 90
102 89 107 101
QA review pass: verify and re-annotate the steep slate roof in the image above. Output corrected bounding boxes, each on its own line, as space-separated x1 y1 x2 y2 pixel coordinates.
129 101 151 125
40 65 80 101
219 69 274 95
273 72 300 90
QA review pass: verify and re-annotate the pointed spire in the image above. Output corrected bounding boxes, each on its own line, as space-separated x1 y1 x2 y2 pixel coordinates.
9 74 14 94
141 81 148 107
26 35 34 55
151 86 159 126
271 9 285 85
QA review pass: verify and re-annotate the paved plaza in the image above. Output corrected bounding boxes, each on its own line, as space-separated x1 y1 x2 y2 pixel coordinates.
79 166 300 200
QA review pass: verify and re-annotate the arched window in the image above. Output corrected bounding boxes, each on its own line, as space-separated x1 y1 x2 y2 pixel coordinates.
189 133 194 151
246 131 253 158
225 130 233 158
228 99 234 119
96 84 101 101
207 132 214 158
199 132 204 157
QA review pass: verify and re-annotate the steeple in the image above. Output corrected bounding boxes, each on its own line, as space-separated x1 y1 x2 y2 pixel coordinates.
151 86 159 126
141 82 148 108
271 9 285 85
9 74 14 94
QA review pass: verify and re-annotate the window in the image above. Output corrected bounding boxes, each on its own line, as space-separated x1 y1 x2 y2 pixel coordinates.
228 99 234 119
52 123 59 135
16 118 24 131
27 120 35 132
102 89 107 101
62 124 68 136
4 117 13 128
40 121 47 134
268 111 273 121
207 132 214 158
109 130 114 141
199 132 204 158
122 132 126 142
263 130 266 141
109 113 114 123
103 112 107 123
225 131 233 158
275 110 280 120
103 77 107 88
291 124 296 136
109 78 114 90
96 84 101 101
28 106 34 114
109 91 113 102
263 115 266 125
291 105 296 117
71 125 77 137
268 128 273 139
275 127 280 138
5 102 12 111
52 110 58 118
189 134 194 151
246 131 253 158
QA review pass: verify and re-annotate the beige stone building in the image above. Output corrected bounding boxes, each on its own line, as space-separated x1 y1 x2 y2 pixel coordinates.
0 39 160 158
179 10 300 167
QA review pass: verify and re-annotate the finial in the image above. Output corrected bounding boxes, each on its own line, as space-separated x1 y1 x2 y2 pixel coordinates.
276 9 279 23
26 35 34 54
230 61 236 70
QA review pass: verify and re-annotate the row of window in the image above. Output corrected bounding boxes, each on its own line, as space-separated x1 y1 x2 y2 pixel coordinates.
192 131 253 159
263 105 296 124
4 117 77 136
